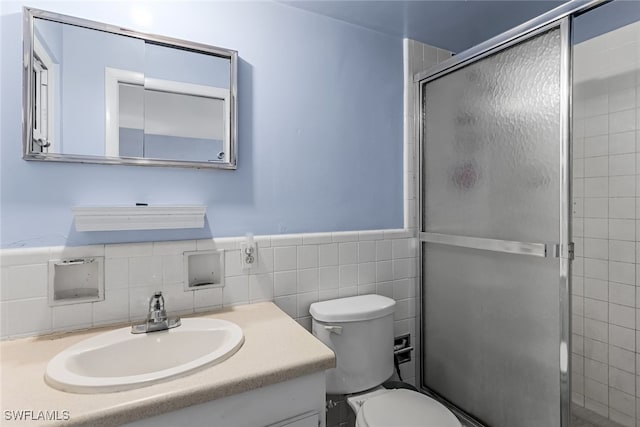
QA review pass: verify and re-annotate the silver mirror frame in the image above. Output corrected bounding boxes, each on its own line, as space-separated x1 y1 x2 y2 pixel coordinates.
22 7 238 169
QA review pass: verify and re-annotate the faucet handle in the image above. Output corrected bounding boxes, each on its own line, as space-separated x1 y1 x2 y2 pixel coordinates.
132 291 180 333
149 291 165 310
147 292 168 324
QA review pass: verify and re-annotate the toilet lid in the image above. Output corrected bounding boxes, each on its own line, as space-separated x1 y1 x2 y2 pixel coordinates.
360 389 462 427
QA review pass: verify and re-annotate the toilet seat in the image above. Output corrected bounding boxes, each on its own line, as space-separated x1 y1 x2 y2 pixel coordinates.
356 389 462 427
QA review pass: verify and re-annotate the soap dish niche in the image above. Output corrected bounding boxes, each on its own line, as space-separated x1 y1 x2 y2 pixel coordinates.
184 250 225 290
48 257 104 306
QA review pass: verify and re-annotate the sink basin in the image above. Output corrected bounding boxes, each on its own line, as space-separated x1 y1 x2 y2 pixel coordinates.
45 318 244 393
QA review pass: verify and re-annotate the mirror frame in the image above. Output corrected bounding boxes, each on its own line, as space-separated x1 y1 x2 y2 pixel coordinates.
22 7 238 169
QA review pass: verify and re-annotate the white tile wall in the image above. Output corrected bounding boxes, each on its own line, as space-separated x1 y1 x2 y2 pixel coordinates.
0 230 419 382
572 19 639 427
403 37 452 233
400 37 452 394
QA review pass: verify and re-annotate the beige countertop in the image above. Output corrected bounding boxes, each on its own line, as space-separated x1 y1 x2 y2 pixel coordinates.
0 302 335 426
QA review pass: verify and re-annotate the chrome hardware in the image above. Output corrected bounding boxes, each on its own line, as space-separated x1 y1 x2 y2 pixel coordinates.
546 243 574 259
33 137 51 148
546 243 561 258
131 291 181 334
420 232 550 258
394 334 413 364
394 346 414 355
324 325 343 335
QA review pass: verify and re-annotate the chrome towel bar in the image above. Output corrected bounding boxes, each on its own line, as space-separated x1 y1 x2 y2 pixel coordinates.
419 232 566 258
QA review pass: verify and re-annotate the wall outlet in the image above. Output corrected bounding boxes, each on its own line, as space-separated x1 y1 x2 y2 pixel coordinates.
240 241 257 270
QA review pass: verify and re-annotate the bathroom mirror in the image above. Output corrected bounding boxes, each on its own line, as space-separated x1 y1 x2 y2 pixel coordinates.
22 7 238 169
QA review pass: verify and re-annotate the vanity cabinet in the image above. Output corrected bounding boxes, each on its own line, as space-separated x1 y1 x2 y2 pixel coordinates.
0 302 334 427
123 372 326 427
268 411 320 427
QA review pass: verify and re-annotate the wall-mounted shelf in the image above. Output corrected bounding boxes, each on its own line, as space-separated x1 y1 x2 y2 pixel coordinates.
72 205 207 231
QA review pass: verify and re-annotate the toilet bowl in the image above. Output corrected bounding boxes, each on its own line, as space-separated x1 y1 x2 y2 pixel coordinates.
309 294 461 427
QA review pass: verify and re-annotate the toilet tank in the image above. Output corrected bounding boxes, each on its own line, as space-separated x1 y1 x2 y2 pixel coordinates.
310 295 395 394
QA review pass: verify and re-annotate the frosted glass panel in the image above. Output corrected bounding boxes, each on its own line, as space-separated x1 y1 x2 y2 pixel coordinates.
420 27 565 427
422 29 561 243
423 243 561 427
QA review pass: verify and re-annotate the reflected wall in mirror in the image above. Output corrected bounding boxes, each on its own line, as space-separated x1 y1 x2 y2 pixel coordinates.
23 7 237 169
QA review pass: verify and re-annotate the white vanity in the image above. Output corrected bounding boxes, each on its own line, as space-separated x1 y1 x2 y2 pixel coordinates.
0 302 334 426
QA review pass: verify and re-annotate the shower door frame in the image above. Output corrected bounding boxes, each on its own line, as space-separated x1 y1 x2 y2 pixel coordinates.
414 1 610 426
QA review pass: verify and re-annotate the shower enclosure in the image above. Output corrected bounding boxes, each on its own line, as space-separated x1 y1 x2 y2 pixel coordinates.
416 1 639 426
571 3 639 426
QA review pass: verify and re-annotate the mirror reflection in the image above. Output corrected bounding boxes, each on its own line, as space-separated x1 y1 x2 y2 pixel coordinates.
118 85 227 162
25 9 237 169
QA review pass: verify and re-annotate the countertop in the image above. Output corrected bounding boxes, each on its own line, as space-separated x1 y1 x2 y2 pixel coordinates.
0 302 335 426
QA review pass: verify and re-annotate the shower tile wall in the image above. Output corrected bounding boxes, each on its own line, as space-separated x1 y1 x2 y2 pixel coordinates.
403 38 453 233
571 20 640 427
403 35 452 377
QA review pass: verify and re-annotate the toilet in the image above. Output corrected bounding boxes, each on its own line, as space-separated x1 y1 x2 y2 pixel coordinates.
310 294 461 427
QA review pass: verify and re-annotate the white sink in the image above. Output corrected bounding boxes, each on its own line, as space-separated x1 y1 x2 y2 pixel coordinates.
45 318 244 393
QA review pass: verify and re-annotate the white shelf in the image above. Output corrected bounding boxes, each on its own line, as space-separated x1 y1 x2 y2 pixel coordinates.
72 205 207 232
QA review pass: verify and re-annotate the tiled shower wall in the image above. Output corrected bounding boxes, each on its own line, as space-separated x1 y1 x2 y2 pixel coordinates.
571 21 640 427
402 35 453 378
403 38 454 233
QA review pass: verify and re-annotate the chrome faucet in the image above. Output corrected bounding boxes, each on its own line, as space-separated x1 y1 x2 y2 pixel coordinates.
131 291 181 334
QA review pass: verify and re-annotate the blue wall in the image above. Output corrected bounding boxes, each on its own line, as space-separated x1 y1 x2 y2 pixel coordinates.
0 1 404 248
61 24 145 155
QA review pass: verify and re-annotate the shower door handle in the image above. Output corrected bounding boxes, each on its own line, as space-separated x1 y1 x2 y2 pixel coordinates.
419 232 570 259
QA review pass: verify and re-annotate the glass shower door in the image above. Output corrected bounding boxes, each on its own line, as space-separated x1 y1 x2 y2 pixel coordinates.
420 22 570 427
